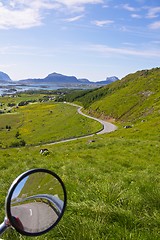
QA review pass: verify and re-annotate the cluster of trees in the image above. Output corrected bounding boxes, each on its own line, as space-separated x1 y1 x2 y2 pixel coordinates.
18 99 36 106
55 89 91 103
10 139 26 147
55 87 112 108
9 131 26 147
9 130 26 147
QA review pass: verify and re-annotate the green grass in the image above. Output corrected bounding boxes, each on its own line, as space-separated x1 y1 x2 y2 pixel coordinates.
0 101 102 148
0 75 159 240
17 171 64 201
0 132 160 240
60 67 160 123
0 93 47 106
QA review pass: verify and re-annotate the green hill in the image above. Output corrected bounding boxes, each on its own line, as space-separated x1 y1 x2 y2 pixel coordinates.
60 67 160 140
86 68 160 121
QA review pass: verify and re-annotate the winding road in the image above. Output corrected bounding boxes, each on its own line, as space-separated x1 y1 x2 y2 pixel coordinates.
77 105 117 134
46 102 117 146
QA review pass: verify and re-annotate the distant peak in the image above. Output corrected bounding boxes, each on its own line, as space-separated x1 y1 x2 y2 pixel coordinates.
46 72 62 77
0 71 12 81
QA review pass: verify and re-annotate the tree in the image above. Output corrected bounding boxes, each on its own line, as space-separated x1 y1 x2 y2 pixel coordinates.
6 125 11 131
15 131 20 138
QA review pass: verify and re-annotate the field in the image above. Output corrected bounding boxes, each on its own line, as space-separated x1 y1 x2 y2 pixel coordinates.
0 90 160 240
0 96 102 148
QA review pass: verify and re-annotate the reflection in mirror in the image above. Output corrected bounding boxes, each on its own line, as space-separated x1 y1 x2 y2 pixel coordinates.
10 172 65 233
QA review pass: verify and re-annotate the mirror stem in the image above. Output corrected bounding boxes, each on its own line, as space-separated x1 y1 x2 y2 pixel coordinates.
0 218 10 235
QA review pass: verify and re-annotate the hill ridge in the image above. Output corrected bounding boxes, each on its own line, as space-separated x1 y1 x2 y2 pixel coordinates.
56 67 160 126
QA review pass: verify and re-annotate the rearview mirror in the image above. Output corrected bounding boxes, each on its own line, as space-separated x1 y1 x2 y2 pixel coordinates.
5 168 67 236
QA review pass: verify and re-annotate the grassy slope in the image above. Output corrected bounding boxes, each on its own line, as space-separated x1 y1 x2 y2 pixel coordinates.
0 68 160 239
0 102 102 148
89 68 160 120
17 172 64 201
74 68 160 140
1 135 160 240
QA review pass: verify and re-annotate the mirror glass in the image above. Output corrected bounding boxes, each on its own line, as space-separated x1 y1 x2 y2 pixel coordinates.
9 171 65 234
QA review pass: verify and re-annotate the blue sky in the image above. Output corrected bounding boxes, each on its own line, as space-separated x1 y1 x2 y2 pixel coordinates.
0 0 160 81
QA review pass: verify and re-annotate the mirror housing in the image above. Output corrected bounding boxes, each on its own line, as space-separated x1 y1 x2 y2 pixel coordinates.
5 169 67 236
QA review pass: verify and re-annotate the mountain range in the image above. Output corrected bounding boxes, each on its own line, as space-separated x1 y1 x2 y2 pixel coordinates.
0 71 119 86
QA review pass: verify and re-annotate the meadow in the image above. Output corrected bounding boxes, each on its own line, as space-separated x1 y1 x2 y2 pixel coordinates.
0 97 102 148
1 125 160 240
0 85 159 239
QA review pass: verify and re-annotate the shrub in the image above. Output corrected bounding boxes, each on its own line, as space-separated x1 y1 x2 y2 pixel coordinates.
15 131 20 138
8 103 16 107
10 139 26 147
6 125 11 130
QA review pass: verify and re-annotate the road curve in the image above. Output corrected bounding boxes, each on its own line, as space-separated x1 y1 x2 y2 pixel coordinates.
46 103 117 146
77 105 117 134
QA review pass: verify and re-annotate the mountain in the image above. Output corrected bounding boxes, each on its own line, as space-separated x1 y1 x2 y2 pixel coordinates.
0 70 119 86
44 73 79 84
0 71 12 82
18 72 118 86
18 73 82 85
78 78 90 84
96 76 119 85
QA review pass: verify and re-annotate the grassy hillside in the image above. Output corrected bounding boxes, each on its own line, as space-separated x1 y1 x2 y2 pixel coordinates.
63 68 160 120
16 171 64 201
88 68 160 140
1 133 160 240
60 68 160 140
87 68 160 121
0 68 160 240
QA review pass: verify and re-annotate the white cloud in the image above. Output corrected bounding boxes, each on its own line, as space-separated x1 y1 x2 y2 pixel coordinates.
0 0 104 28
65 15 84 22
87 44 160 58
0 0 59 29
146 7 160 19
6 0 58 10
149 21 160 29
122 4 137 12
102 4 108 9
119 26 128 32
0 8 41 29
131 14 142 19
55 0 103 6
55 0 103 12
122 42 136 46
92 20 114 27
